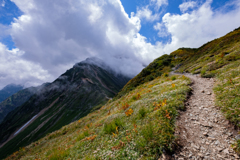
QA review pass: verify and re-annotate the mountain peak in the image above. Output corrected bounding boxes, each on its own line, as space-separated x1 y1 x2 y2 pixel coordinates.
75 57 110 71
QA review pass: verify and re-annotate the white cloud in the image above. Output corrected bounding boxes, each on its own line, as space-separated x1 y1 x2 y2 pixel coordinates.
153 22 169 37
179 1 197 13
1 0 5 7
9 0 153 83
133 6 160 22
132 0 168 22
88 4 103 24
161 0 240 49
0 43 52 89
151 0 168 10
1 0 240 89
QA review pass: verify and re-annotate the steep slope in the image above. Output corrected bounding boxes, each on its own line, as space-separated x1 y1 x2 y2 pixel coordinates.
5 74 191 160
0 84 24 103
3 27 240 159
116 27 240 101
115 54 173 99
0 58 130 159
173 27 240 75
173 27 240 156
0 86 38 124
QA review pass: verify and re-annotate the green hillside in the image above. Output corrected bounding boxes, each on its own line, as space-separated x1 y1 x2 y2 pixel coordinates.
2 27 240 159
6 74 191 160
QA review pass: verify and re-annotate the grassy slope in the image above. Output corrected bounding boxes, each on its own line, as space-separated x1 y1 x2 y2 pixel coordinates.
213 60 240 152
4 27 240 159
6 75 191 160
174 28 240 152
116 27 240 100
115 26 240 155
174 27 240 76
115 54 173 99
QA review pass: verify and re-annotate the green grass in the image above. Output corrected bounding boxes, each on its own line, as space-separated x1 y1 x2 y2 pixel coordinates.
115 54 173 99
173 27 240 153
214 60 240 124
115 27 240 101
6 75 191 160
212 60 240 153
3 25 240 160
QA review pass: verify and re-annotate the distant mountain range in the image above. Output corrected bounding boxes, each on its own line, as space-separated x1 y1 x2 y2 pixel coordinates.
0 57 130 158
0 84 24 103
1 27 240 160
0 86 39 124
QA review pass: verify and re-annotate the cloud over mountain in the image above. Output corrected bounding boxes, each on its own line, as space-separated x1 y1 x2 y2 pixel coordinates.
1 0 240 89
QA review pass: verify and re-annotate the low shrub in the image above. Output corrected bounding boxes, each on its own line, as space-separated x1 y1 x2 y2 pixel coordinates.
171 76 176 81
138 107 147 119
163 73 169 77
103 118 123 134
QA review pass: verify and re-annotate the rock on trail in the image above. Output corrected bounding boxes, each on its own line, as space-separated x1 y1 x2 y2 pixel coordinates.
173 74 239 160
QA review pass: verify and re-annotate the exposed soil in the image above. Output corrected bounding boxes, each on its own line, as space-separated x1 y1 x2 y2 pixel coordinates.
172 74 239 159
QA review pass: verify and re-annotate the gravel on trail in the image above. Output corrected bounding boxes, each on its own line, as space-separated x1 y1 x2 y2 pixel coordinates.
171 74 239 160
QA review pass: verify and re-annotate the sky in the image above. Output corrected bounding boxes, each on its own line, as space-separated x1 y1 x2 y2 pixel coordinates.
0 0 240 89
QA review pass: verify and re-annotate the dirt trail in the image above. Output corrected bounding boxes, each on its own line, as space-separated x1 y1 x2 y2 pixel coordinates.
173 74 239 160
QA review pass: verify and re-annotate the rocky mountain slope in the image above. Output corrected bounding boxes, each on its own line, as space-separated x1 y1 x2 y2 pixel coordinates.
0 84 24 103
0 58 130 159
2 27 240 159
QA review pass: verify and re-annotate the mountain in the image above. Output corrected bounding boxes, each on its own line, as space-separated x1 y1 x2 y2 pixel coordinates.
116 26 240 99
2 27 240 159
0 86 39 124
0 84 24 103
0 58 130 159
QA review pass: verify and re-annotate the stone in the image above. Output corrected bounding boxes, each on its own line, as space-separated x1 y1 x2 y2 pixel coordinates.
201 90 205 93
234 154 240 158
215 140 220 145
198 153 204 157
235 135 240 140
217 154 224 158
160 154 166 160
208 136 216 140
205 152 210 156
216 147 223 152
203 132 208 136
207 92 212 95
223 148 229 154
191 143 200 150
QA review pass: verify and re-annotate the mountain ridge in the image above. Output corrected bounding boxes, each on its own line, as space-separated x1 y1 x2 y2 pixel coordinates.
0 58 130 159
0 84 24 103
2 27 240 159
